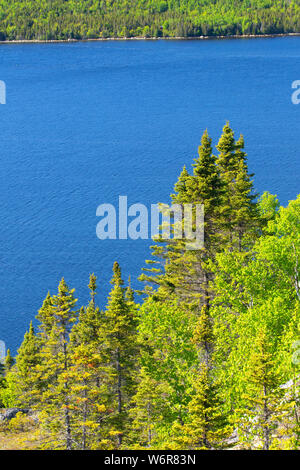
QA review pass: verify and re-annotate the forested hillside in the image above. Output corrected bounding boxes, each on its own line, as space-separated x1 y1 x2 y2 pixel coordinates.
0 0 299 40
0 124 299 450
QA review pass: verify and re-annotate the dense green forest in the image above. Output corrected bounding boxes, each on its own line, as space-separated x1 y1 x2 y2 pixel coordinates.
0 0 300 40
0 123 299 450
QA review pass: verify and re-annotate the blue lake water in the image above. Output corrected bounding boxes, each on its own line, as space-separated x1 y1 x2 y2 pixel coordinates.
0 37 299 353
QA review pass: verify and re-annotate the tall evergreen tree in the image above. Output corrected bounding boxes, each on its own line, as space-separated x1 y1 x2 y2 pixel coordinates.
172 165 190 204
68 274 111 449
36 291 54 341
103 262 139 447
88 273 97 305
171 363 232 449
216 122 259 250
125 276 134 302
141 128 223 306
12 322 42 407
35 278 77 449
170 307 232 449
4 349 14 372
236 328 288 450
128 367 170 449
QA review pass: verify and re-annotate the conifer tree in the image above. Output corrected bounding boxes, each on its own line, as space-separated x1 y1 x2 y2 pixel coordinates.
70 274 101 347
216 122 259 250
37 291 53 338
68 343 110 449
12 321 42 407
88 273 97 305
189 306 231 448
141 128 223 305
3 130 299 451
35 278 77 449
171 363 232 449
4 349 14 372
140 129 238 414
0 349 16 406
193 304 214 367
216 122 236 180
189 129 224 245
68 274 111 449
128 367 170 449
141 124 261 313
103 262 139 447
170 307 232 449
172 165 191 204
236 328 287 450
137 297 198 446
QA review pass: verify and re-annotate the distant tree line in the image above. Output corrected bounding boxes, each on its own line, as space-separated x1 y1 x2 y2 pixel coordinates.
0 0 299 40
0 123 299 450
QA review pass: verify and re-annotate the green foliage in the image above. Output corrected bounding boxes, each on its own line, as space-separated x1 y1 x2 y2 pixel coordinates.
258 191 280 224
100 262 139 447
138 298 198 430
30 278 78 449
2 129 299 450
0 0 299 40
4 349 14 372
128 367 171 449
235 328 291 450
8 323 42 408
211 195 300 448
141 123 258 307
170 363 232 449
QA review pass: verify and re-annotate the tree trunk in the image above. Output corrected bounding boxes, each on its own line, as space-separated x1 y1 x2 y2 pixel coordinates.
116 348 122 447
63 334 72 450
262 385 270 450
82 380 88 450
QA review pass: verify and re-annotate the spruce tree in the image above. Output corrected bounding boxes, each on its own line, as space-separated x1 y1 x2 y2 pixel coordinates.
88 273 97 305
68 274 111 449
171 363 232 449
216 122 259 250
35 278 77 449
125 276 134 302
172 165 191 204
70 274 101 347
216 122 236 180
141 128 223 305
37 291 53 338
103 262 139 447
68 342 110 449
4 349 14 372
128 367 170 449
13 322 42 407
170 307 232 449
236 328 288 450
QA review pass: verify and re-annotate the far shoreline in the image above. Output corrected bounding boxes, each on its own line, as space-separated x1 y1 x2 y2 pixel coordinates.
0 32 300 45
